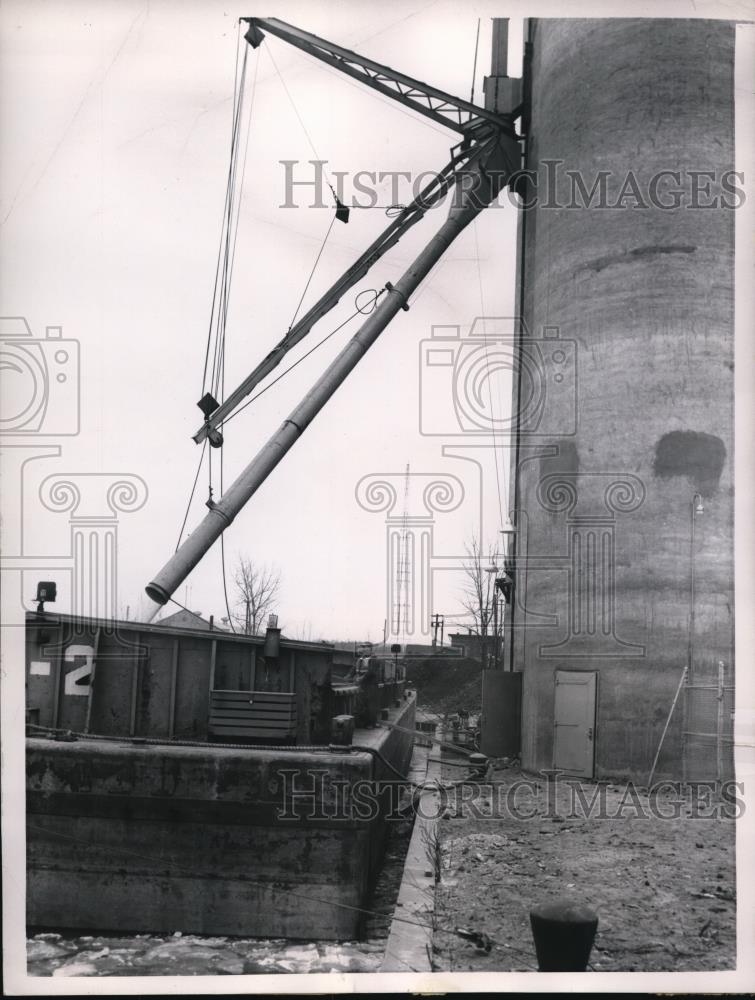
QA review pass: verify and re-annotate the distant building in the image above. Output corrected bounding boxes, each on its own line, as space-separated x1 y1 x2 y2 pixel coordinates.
157 609 227 631
449 632 500 662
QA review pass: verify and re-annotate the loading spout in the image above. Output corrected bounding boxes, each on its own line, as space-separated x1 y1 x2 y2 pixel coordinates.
145 135 518 608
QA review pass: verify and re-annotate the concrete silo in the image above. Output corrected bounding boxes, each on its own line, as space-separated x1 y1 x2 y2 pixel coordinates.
504 19 736 782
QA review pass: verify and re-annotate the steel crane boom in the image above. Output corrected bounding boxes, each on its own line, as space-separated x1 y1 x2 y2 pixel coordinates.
195 140 498 445
242 17 514 140
146 17 520 610
193 16 518 445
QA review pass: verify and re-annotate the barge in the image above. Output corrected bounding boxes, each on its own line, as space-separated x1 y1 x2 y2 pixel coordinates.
26 612 415 939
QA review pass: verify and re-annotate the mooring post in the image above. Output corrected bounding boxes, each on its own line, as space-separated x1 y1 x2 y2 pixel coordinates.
529 899 599 971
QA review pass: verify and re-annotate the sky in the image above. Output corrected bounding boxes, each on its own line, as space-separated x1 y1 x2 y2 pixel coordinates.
1 0 750 643
1 0 529 642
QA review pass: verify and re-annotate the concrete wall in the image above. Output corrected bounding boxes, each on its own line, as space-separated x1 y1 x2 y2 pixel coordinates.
27 695 416 938
506 19 735 781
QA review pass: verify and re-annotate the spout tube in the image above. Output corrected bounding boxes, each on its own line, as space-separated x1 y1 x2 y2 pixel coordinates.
146 137 516 607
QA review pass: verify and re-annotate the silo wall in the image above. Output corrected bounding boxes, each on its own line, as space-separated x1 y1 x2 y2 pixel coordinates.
507 18 735 782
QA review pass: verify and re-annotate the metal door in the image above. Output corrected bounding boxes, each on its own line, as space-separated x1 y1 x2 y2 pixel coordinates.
480 670 522 757
553 670 597 777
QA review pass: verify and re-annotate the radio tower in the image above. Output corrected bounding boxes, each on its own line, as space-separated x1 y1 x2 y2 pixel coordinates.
394 464 411 639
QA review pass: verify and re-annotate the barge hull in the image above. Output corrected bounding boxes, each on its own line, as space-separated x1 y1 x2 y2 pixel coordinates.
27 697 415 939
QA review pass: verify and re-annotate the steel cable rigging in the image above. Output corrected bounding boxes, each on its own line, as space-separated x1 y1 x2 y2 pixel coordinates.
177 24 255 554
175 24 368 625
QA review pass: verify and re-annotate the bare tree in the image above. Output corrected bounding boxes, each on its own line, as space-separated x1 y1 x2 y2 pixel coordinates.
458 536 502 669
232 556 281 635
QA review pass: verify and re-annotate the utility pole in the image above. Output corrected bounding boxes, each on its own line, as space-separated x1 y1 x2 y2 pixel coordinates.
431 612 444 647
491 590 499 669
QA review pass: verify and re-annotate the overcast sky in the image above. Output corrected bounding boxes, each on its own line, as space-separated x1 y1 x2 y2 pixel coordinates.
1 0 749 642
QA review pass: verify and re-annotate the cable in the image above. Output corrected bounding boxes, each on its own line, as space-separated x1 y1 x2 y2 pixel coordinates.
271 40 454 141
470 18 481 104
218 322 237 634
165 595 196 618
207 40 259 410
209 42 249 402
227 48 259 295
221 289 384 429
265 42 333 187
200 35 349 449
203 21 260 410
200 33 259 634
287 211 337 331
175 439 208 552
201 36 264 638
200 25 242 397
355 287 381 313
202 24 249 399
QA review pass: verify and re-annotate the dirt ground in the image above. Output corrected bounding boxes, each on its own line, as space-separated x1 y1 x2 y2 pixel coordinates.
432 760 737 973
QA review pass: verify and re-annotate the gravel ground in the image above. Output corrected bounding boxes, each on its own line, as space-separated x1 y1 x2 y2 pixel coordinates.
432 760 737 973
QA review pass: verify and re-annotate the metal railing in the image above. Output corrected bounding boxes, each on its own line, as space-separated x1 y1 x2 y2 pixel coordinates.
683 660 735 783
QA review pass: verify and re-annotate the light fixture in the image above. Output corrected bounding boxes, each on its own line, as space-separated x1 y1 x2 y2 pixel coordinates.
35 580 56 614
500 527 516 558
